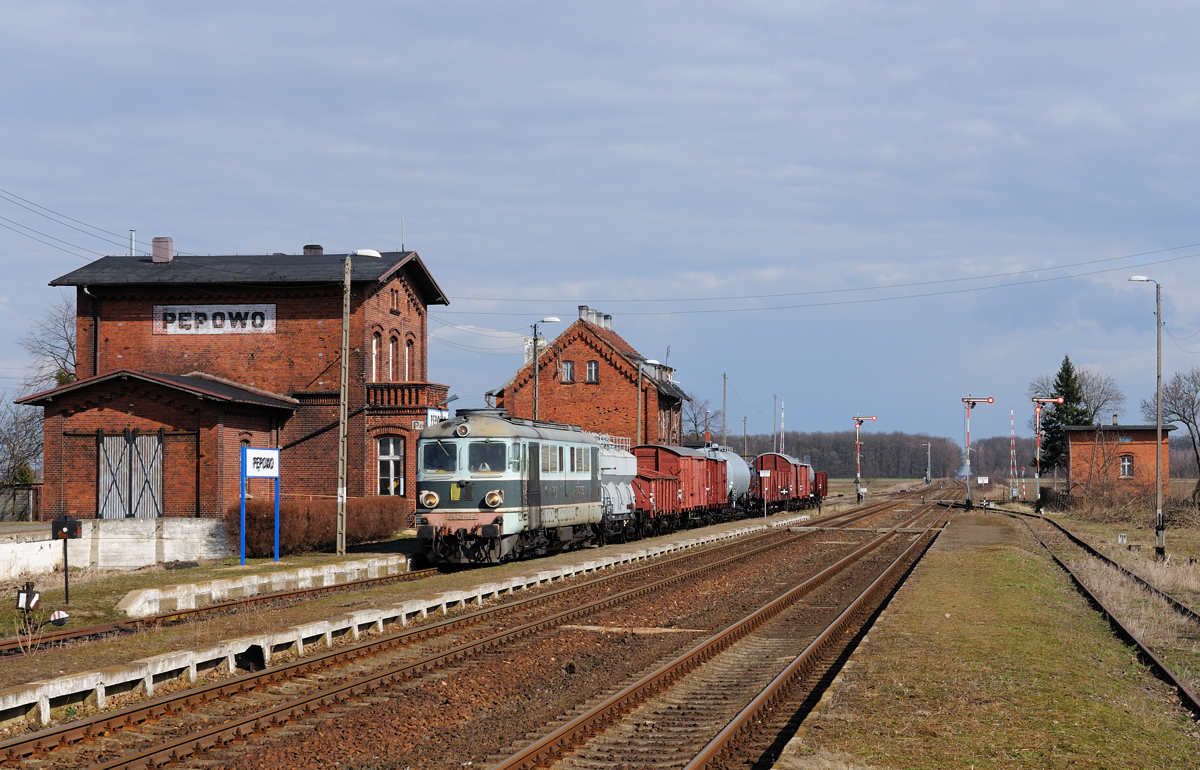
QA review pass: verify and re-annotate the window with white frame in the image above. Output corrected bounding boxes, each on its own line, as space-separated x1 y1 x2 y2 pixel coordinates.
372 332 381 382
379 437 405 495
1120 455 1133 478
562 360 575 383
586 360 599 383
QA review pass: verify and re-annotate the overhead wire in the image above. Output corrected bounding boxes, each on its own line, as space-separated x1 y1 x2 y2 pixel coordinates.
446 242 1200 305
432 249 1200 317
0 220 96 261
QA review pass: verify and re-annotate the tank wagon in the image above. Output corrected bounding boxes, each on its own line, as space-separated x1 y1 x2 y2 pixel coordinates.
416 410 826 565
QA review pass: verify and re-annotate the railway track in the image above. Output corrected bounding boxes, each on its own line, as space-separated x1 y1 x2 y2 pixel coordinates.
999 509 1200 718
0 493 909 659
489 490 956 770
0 494 929 769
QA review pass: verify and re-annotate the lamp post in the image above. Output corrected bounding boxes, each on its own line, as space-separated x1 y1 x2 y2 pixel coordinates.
636 359 661 445
853 415 877 502
337 249 382 556
921 442 931 484
1031 396 1064 513
530 317 560 422
962 396 993 508
705 409 711 442
1130 275 1165 558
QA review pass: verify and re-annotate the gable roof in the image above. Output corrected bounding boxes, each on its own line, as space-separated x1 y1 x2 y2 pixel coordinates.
16 370 298 411
488 317 689 401
48 251 448 306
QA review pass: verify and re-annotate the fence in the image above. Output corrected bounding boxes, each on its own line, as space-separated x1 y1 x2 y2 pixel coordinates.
0 484 40 522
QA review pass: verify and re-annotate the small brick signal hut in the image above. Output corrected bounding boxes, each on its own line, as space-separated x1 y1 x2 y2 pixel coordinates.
487 306 687 445
19 242 449 524
1066 419 1173 498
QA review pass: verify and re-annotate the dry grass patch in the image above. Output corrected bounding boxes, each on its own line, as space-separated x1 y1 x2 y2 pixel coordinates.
789 513 1200 769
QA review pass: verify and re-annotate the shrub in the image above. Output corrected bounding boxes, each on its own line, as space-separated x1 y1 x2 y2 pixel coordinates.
224 497 409 557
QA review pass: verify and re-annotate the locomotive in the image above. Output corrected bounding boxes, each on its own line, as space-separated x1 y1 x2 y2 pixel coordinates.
416 408 825 565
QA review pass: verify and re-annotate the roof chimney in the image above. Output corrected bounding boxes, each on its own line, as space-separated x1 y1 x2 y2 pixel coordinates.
151 237 173 263
603 314 612 330
303 244 323 255
1113 414 1118 426
578 305 589 321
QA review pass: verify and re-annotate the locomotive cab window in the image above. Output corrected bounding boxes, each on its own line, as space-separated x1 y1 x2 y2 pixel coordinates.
469 441 505 473
422 441 457 473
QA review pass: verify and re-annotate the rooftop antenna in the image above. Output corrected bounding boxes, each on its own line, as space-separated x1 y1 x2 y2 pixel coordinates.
664 345 670 368
401 218 405 251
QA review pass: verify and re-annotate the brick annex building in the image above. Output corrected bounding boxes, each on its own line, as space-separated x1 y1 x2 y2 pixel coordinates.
488 305 688 445
19 242 449 522
1066 419 1173 499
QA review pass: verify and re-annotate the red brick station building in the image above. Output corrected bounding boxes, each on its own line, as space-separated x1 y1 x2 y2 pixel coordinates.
20 242 449 522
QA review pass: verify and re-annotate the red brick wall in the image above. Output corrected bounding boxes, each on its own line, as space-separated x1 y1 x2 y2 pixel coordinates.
38 381 281 519
73 273 428 394
1068 429 1170 497
495 322 682 444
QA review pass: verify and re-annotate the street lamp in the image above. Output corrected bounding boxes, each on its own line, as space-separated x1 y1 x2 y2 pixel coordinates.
1031 396 1064 513
921 442 932 484
962 396 993 508
530 317 560 422
705 409 711 442
337 249 382 556
1130 275 1165 558
636 359 661 445
853 415 877 502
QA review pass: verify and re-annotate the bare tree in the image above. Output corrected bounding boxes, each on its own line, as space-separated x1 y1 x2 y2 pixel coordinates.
682 398 721 442
1077 366 1126 424
1143 366 1200 505
19 292 77 390
0 401 42 482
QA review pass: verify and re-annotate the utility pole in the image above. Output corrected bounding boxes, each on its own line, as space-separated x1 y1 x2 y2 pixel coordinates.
530 317 561 422
853 415 877 502
773 394 777 452
722 373 727 446
922 441 931 484
962 395 994 508
1032 396 1063 513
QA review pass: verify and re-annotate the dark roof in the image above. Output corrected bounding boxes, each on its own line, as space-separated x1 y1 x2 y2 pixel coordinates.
16 370 298 411
48 251 448 305
1064 424 1175 432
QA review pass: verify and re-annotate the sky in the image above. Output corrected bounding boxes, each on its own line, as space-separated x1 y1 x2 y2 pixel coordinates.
3 2 1200 444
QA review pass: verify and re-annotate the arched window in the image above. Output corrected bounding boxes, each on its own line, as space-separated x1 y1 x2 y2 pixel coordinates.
389 336 398 381
1120 455 1133 478
372 332 381 382
406 339 414 381
379 436 405 495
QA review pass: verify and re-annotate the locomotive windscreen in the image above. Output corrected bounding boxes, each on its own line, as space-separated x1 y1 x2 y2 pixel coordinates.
422 441 457 472
468 442 506 473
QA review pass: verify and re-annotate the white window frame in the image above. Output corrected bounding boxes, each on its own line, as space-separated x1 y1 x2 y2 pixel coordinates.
562 360 575 383
379 436 405 495
1119 454 1133 478
586 360 599 383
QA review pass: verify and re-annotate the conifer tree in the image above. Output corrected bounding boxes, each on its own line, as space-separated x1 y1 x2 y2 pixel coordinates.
1039 354 1090 469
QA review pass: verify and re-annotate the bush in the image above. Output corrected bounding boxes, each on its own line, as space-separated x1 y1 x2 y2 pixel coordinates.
224 497 409 558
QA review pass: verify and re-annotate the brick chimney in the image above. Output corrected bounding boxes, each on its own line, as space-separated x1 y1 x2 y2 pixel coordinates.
151 237 173 263
303 244 323 255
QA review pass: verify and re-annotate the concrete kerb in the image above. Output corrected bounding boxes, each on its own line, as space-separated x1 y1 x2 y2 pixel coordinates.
115 555 407 618
0 512 817 728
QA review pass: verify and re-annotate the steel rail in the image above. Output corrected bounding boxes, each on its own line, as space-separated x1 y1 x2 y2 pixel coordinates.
685 507 951 769
0 518 814 766
998 507 1200 625
488 499 951 770
0 493 914 658
0 567 439 657
78 527 835 770
1003 512 1200 719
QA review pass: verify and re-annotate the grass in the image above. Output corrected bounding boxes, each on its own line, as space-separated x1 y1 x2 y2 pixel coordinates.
0 540 421 643
826 479 925 499
781 512 1200 769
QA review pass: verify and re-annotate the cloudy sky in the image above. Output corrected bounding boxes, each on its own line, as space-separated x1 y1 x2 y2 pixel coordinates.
3 2 1200 443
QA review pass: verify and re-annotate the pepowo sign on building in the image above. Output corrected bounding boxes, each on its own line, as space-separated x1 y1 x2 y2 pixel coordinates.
154 304 276 335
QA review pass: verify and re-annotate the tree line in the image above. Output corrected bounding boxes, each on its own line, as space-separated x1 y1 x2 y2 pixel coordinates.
731 430 963 479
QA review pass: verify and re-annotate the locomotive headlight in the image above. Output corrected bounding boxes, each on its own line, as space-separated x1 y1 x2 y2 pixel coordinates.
420 490 440 509
484 489 504 508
